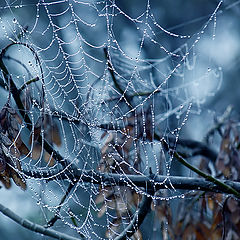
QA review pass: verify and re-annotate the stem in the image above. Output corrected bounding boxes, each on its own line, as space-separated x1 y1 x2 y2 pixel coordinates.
115 171 154 240
19 76 40 92
104 47 133 108
161 139 240 198
45 183 75 228
0 203 81 240
23 168 240 196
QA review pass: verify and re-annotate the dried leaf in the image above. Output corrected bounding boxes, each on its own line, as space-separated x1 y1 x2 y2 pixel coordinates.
105 219 121 239
49 125 61 146
132 230 142 240
211 210 222 230
182 223 194 240
227 198 238 213
0 157 6 172
95 189 114 205
31 143 42 160
44 151 55 167
0 174 11 189
211 228 222 240
195 222 210 240
98 204 107 218
10 169 27 190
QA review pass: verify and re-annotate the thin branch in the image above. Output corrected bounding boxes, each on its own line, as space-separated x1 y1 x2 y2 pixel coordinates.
23 168 240 196
104 47 133 108
0 76 7 89
115 169 154 240
45 183 75 228
115 193 152 240
19 76 40 92
204 105 233 143
0 203 81 240
161 139 240 198
155 133 218 162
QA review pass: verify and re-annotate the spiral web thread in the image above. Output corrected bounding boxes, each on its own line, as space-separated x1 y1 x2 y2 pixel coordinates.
0 0 223 239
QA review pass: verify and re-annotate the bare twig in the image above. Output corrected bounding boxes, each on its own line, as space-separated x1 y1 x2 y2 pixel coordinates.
204 105 233 143
155 133 218 162
19 76 40 92
161 139 240 198
45 183 75 228
23 168 240 196
115 169 154 240
0 203 81 240
104 47 133 108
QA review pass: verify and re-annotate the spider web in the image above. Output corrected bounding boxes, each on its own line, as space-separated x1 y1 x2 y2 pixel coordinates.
0 0 223 239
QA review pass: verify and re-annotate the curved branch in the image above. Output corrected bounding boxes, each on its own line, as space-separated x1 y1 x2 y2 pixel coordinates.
115 171 154 240
115 194 152 240
0 203 81 240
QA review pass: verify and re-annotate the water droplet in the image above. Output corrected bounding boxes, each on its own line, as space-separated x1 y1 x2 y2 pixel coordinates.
12 18 17 23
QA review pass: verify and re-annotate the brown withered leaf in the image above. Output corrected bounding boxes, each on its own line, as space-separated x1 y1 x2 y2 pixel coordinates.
49 125 61 146
0 172 11 189
211 210 222 231
132 230 142 240
175 219 184 235
105 219 121 239
0 133 27 190
30 142 42 160
10 167 27 190
0 157 6 172
227 198 238 213
15 140 29 156
195 222 210 240
230 209 240 224
95 188 114 205
44 151 55 167
220 128 231 153
0 163 26 190
182 223 195 240
210 228 222 240
98 204 107 218
208 198 214 211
